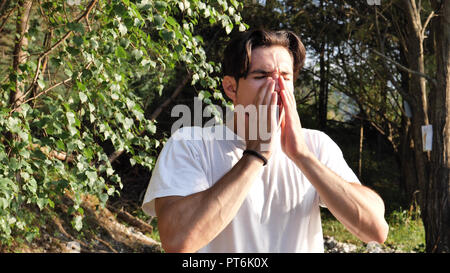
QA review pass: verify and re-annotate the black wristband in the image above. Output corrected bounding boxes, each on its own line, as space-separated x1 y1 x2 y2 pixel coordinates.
243 149 268 166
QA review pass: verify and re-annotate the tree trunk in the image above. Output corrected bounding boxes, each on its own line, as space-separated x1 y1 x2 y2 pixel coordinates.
427 0 450 253
358 116 364 178
9 0 32 108
402 0 431 216
398 116 419 203
318 41 328 131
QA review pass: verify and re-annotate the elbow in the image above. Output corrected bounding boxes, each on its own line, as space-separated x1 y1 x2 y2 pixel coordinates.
162 241 191 253
369 219 389 244
377 220 389 244
369 195 389 244
159 228 199 253
160 230 192 253
162 238 200 253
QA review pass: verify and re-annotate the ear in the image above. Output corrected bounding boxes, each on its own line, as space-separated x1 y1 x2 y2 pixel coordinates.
222 76 238 104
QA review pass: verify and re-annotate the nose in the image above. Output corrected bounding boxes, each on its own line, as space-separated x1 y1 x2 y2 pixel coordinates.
271 72 281 92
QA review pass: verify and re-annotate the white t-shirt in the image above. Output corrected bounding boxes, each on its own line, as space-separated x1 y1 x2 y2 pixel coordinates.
142 124 360 253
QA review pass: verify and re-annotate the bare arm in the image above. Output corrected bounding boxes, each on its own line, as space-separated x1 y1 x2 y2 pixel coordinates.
294 153 389 243
155 154 263 253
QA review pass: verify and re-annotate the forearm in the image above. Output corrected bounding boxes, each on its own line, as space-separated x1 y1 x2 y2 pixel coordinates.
157 154 263 252
293 152 389 243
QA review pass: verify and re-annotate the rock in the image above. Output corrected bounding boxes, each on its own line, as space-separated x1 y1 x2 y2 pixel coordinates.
324 236 404 253
65 241 81 253
324 236 358 253
366 241 383 253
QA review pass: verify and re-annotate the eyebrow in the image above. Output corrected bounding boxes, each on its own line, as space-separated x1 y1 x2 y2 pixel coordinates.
249 69 292 75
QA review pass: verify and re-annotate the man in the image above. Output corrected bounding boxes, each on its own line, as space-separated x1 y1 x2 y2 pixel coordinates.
142 29 389 253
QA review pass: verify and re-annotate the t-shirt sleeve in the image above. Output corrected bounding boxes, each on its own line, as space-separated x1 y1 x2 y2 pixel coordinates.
141 128 210 216
310 131 361 207
316 132 360 184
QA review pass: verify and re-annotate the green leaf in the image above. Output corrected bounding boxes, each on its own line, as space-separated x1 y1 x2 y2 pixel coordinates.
90 39 99 50
107 186 115 196
26 179 37 194
115 46 128 58
36 198 46 210
111 92 120 100
7 116 21 133
73 215 83 231
225 23 233 34
73 35 84 46
113 3 127 16
118 23 128 36
66 111 76 126
106 167 114 177
67 46 80 56
99 193 108 204
37 79 45 89
67 22 85 34
153 14 165 27
148 122 156 134
0 198 8 210
166 16 178 28
86 170 97 184
119 37 130 48
154 1 167 12
123 117 134 130
64 68 73 77
79 92 88 103
130 157 136 166
160 29 175 41
131 48 143 60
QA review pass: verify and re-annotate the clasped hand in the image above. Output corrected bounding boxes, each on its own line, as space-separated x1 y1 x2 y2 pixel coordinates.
244 76 310 161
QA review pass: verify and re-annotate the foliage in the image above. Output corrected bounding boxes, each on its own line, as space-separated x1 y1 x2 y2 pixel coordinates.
385 207 425 253
321 207 425 253
0 0 246 244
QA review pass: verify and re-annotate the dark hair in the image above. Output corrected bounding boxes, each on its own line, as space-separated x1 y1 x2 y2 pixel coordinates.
222 29 306 82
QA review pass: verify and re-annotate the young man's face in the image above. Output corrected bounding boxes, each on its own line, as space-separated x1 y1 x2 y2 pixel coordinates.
233 45 294 107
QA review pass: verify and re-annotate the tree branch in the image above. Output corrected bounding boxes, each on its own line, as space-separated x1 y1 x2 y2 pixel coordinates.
149 74 191 121
11 77 72 112
108 74 192 163
371 49 438 88
0 5 16 33
16 0 98 108
421 11 435 41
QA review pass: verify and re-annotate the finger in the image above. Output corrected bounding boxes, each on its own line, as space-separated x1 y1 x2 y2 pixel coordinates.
279 84 290 110
279 85 296 124
269 91 278 133
286 86 296 105
262 78 276 106
278 76 286 93
255 78 274 106
282 84 296 110
278 103 285 129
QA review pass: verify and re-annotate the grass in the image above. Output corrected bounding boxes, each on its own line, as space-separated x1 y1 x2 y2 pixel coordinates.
321 206 426 253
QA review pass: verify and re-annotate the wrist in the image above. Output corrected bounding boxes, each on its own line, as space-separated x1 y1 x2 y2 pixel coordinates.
241 151 266 167
292 149 315 168
243 149 268 166
246 141 272 159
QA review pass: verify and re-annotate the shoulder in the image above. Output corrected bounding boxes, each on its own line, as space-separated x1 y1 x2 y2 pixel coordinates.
170 126 205 141
166 125 232 156
158 126 205 160
302 128 334 145
302 128 343 158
